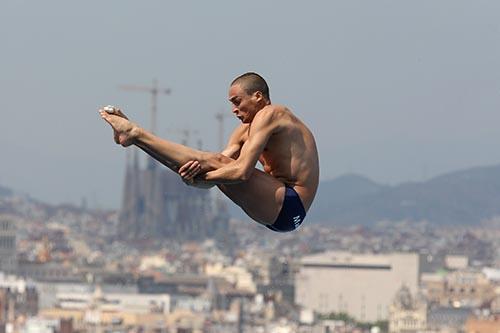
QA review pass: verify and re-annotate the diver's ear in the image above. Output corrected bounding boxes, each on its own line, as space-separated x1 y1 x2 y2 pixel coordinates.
254 90 264 102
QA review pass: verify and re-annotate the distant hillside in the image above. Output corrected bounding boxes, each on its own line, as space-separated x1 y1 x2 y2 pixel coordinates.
0 185 13 197
3 163 500 226
307 164 500 225
227 164 500 226
0 184 109 220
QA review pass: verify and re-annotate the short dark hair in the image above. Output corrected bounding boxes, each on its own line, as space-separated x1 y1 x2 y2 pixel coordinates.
231 72 270 100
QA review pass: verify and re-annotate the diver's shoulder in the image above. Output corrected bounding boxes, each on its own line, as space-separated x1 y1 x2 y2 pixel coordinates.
268 104 288 111
260 104 292 117
255 105 299 128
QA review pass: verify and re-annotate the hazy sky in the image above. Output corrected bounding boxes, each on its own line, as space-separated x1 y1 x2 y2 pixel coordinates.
2 1 499 208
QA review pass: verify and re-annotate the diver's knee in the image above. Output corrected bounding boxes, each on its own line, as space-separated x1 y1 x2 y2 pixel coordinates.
208 153 231 165
199 152 228 169
214 153 231 163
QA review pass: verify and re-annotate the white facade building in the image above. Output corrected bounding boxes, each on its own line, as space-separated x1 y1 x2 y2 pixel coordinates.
295 251 419 322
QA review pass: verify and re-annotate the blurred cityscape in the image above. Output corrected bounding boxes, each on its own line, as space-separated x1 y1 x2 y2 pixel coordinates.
0 154 499 333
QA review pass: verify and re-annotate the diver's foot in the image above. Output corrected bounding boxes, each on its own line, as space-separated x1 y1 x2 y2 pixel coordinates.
99 110 140 147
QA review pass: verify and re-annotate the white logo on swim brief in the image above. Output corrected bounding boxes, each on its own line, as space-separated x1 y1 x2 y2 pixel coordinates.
293 215 302 228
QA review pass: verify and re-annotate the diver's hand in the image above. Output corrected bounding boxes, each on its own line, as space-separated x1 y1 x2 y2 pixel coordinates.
179 160 202 185
179 160 214 189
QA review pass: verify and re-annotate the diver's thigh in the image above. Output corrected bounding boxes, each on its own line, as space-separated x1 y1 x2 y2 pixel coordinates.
218 169 286 225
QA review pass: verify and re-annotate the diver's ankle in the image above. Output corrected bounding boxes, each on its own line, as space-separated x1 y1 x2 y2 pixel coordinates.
129 124 143 143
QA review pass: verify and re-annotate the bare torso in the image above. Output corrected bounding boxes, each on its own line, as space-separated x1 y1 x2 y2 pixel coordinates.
235 105 319 211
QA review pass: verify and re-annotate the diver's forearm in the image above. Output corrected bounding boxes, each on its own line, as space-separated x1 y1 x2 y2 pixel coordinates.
202 163 247 184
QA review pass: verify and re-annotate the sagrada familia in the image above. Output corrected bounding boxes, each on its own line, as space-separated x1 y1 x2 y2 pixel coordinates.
118 148 230 241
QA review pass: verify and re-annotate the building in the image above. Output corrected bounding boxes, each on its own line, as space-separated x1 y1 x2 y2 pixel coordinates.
205 263 257 293
0 215 17 274
0 274 39 329
137 273 255 312
40 286 172 331
465 314 500 333
421 269 494 308
445 255 469 270
388 285 427 333
426 306 473 332
21 318 73 333
17 260 79 283
295 251 419 322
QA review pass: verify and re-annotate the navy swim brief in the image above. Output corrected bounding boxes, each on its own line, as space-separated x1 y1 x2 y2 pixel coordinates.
266 186 306 232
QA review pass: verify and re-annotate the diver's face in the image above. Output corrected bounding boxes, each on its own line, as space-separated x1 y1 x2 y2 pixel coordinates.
228 84 260 123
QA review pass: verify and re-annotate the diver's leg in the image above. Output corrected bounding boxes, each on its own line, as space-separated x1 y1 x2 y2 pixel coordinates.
134 129 229 172
218 169 286 225
101 111 286 224
100 111 229 172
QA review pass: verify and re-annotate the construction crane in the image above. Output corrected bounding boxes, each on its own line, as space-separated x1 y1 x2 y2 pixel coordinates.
214 110 233 205
118 78 171 134
215 110 232 151
166 128 200 147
